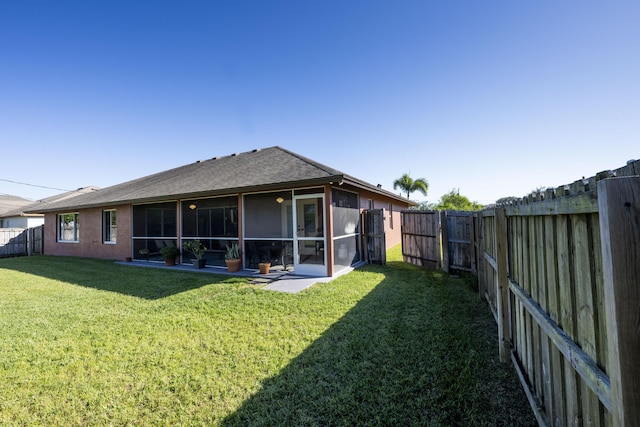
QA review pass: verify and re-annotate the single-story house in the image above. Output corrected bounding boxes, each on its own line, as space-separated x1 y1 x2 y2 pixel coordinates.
0 209 44 229
27 147 414 277
1 195 39 228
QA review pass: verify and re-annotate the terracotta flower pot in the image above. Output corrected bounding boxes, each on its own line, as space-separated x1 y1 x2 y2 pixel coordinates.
225 258 241 273
259 262 271 274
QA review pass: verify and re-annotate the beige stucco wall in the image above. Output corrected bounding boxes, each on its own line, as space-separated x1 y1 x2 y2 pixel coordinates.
44 205 132 261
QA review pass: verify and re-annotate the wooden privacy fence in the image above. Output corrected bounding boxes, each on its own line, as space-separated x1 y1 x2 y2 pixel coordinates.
401 210 475 273
442 210 475 273
476 160 640 426
401 210 441 269
0 225 44 258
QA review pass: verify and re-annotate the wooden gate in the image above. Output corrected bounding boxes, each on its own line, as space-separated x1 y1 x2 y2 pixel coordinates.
442 211 476 274
400 210 441 269
364 209 386 264
29 225 44 255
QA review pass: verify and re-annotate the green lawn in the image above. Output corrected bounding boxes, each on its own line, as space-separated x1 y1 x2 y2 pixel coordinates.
0 246 535 426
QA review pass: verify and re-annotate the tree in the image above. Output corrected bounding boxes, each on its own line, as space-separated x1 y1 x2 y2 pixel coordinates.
435 188 482 211
393 173 429 200
416 201 437 210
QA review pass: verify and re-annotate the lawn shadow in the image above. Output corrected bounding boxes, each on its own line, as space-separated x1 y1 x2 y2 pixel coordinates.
0 256 241 300
221 264 536 426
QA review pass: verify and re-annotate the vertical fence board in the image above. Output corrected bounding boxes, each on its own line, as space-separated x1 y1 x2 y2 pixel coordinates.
572 214 603 426
534 215 554 422
515 217 526 360
495 208 509 362
521 218 534 385
441 211 449 273
469 214 477 274
529 216 543 404
476 213 486 300
545 215 566 426
556 214 583 425
590 217 612 426
589 214 608 371
490 214 496 314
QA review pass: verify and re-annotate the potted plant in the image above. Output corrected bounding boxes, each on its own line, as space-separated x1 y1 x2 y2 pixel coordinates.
258 261 271 274
160 246 180 266
182 239 207 269
224 243 241 272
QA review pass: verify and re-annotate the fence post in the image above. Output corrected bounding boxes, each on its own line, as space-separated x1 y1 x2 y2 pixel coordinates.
469 213 477 275
598 176 640 426
440 211 449 273
476 212 486 301
27 227 33 256
495 207 510 363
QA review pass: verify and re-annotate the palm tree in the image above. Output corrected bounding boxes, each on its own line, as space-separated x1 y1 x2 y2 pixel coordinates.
393 173 429 200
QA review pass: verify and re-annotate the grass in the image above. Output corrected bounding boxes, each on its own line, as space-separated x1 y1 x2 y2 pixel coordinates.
0 247 535 426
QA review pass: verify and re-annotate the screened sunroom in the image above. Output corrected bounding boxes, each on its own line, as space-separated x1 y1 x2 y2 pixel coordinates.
130 187 363 276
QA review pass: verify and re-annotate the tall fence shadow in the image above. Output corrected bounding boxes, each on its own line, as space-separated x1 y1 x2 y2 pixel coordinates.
222 262 535 426
0 256 233 300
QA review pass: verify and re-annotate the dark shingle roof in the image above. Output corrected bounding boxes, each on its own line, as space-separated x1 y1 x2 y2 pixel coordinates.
27 146 411 213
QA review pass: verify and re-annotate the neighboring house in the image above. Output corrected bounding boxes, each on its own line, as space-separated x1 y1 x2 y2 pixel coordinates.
27 147 414 277
0 208 44 229
0 195 37 228
1 187 99 229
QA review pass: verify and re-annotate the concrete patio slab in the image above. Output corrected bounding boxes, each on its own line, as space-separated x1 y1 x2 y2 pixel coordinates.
115 260 344 293
262 275 333 293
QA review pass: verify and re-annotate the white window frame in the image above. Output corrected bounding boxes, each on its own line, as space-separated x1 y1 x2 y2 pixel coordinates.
103 209 117 244
58 212 79 243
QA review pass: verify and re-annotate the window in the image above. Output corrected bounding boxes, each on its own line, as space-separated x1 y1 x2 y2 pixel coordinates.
389 203 393 229
58 213 79 242
103 210 116 243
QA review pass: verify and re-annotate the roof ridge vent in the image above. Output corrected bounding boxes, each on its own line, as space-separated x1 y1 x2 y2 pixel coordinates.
252 148 261 153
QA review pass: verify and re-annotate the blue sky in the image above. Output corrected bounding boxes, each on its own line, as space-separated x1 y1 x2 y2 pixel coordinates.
1 1 638 205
